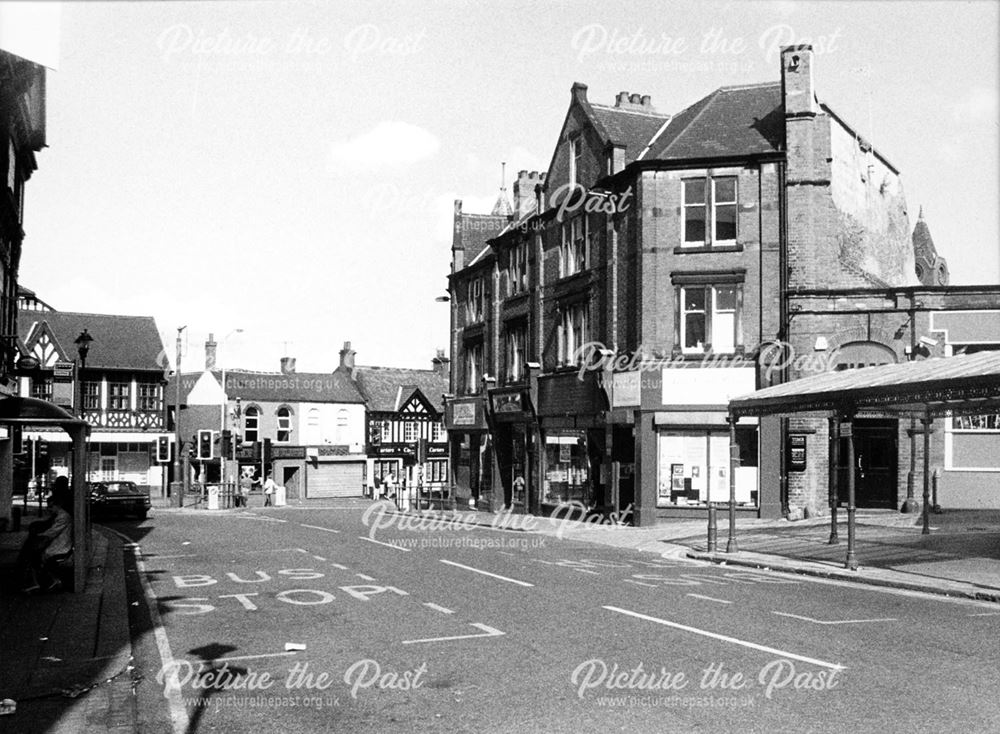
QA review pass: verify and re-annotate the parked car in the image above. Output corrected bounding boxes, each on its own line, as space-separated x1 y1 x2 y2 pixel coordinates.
88 481 151 520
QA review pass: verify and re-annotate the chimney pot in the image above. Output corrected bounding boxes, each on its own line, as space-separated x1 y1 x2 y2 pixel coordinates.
339 341 356 370
629 93 641 104
640 94 651 107
205 334 217 371
616 91 630 106
280 357 296 374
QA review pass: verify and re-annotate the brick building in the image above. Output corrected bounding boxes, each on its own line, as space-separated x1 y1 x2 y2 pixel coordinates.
443 44 1000 524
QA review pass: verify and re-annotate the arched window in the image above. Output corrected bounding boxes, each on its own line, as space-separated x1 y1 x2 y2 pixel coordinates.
335 408 349 444
244 406 260 443
277 406 293 443
305 408 321 445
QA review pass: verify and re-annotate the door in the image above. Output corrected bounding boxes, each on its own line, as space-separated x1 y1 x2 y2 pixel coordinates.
839 419 898 509
282 466 300 500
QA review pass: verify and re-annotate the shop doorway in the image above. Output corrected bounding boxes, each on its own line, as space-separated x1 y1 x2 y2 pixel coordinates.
839 419 898 509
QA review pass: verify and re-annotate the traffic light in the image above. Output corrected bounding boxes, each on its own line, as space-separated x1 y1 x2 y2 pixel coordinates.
156 436 171 463
198 429 214 460
221 429 232 458
11 425 23 454
262 438 272 464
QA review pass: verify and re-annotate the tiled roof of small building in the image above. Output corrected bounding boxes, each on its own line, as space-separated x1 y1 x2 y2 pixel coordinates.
643 82 784 161
590 105 671 163
223 369 366 404
352 365 448 413
18 310 167 372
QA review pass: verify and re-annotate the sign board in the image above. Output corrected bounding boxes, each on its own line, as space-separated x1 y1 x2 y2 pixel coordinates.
452 403 477 426
841 422 853 438
788 434 807 472
661 367 755 406
611 371 641 407
53 361 75 380
490 391 524 414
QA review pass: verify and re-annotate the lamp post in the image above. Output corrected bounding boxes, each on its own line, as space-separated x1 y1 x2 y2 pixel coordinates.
173 326 187 507
73 329 93 419
218 329 243 501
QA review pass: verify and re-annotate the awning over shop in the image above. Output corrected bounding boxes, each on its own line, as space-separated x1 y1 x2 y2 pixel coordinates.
729 350 1000 419
717 350 1000 570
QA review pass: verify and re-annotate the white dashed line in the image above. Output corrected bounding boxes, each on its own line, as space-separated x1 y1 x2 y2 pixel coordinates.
358 536 411 552
301 524 340 533
686 593 732 604
605 606 846 671
355 573 376 581
312 555 327 562
440 559 534 587
330 563 349 570
424 602 455 615
623 579 658 588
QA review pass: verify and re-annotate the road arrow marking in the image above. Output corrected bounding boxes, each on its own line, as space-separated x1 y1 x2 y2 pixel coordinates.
401 623 504 645
604 606 845 671
440 559 534 587
772 612 897 625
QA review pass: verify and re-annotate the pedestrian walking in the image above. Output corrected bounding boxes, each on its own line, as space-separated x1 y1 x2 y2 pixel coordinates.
263 473 277 507
238 472 252 508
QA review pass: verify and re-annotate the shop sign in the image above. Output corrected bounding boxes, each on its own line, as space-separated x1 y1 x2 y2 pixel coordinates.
53 361 75 380
611 371 641 407
491 391 524 414
661 367 755 406
452 403 477 426
788 434 807 472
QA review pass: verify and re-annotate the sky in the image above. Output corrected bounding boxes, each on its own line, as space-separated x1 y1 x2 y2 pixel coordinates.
11 0 1000 373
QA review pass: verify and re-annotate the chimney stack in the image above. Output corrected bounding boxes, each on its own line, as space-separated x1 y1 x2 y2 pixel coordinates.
280 357 296 374
614 91 655 112
513 170 544 219
205 333 217 371
781 44 817 117
339 341 356 370
432 348 450 375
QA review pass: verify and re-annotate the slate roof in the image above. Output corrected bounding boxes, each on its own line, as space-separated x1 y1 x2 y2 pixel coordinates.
455 212 507 269
351 365 448 413
590 105 671 163
642 82 784 161
223 369 366 404
18 310 167 372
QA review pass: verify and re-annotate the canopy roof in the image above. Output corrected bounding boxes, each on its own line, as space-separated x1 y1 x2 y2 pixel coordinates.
0 396 87 427
729 350 1000 418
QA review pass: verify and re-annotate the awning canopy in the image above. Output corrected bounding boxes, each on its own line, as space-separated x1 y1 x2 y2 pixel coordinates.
729 350 1000 418
0 396 87 428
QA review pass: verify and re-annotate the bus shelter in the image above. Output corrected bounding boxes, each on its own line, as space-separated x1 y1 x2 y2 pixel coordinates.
0 396 90 592
720 350 1000 569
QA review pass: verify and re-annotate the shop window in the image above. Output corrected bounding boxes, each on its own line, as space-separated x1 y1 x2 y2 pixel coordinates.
277 407 292 442
503 322 528 384
682 176 738 247
656 428 758 507
137 382 161 412
465 277 485 323
109 382 131 411
542 432 591 506
560 217 587 277
463 341 484 394
558 301 589 366
244 406 260 443
507 241 529 296
678 284 742 354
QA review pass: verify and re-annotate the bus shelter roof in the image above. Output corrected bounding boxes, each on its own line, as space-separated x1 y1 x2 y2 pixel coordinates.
729 350 1000 419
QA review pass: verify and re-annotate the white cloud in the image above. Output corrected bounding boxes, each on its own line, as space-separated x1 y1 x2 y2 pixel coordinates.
327 121 440 174
953 86 999 124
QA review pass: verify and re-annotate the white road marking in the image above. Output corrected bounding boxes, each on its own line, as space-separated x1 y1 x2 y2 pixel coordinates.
424 603 455 615
573 568 600 575
125 542 190 734
355 573 376 581
295 548 310 554
439 559 534 587
687 593 733 604
358 536 411 552
773 612 897 625
245 514 288 523
623 579 658 588
604 606 846 671
312 555 327 561
149 554 198 560
300 523 340 534
401 623 504 645
330 563 349 570
968 611 1000 616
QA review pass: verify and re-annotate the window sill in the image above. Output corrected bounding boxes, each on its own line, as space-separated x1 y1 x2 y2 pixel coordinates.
674 244 743 254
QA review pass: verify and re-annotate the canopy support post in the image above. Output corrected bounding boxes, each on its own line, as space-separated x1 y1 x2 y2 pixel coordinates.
70 425 88 593
726 414 740 553
921 408 933 535
843 410 858 570
828 414 840 544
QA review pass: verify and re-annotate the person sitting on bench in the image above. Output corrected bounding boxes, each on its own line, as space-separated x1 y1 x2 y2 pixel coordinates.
20 478 73 594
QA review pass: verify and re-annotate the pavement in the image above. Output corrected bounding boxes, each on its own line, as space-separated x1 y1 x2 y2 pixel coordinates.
0 509 137 733
0 496 996 733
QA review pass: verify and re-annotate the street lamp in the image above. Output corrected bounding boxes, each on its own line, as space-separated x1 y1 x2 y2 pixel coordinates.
74 329 93 419
219 328 244 498
174 326 187 506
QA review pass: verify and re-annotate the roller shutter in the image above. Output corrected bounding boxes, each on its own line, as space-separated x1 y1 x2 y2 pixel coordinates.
306 461 365 498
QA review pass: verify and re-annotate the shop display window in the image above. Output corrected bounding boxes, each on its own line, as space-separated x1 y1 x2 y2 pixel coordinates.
542 432 591 506
656 428 758 508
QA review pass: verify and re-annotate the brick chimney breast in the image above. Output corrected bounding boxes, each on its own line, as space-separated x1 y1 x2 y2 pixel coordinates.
781 44 817 116
205 333 217 371
339 341 356 370
280 357 296 375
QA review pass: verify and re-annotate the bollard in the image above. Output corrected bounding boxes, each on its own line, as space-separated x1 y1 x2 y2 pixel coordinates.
707 504 718 553
932 468 942 513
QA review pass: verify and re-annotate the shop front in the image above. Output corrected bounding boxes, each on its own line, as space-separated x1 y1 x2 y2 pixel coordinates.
637 365 762 524
535 371 606 518
445 396 495 510
485 386 537 513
